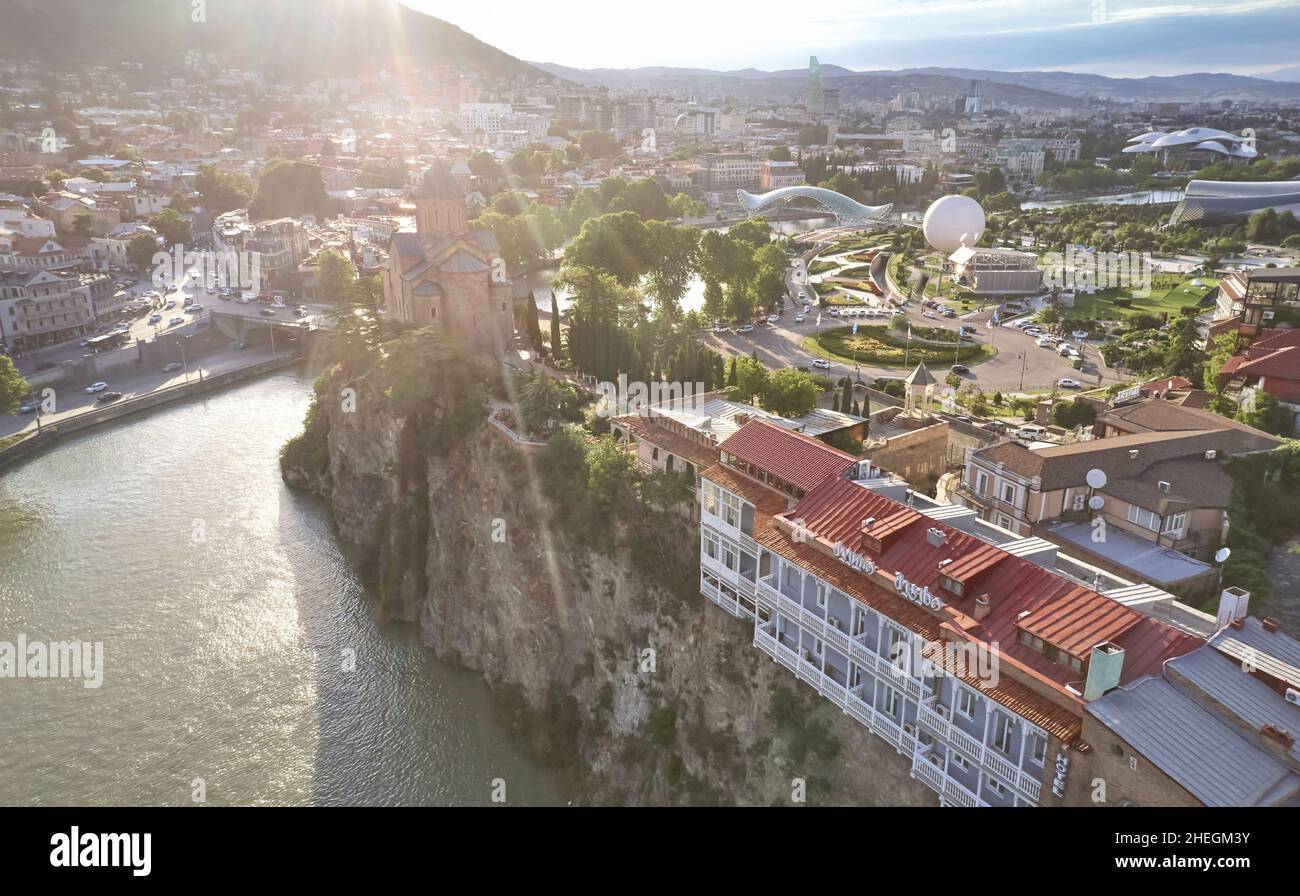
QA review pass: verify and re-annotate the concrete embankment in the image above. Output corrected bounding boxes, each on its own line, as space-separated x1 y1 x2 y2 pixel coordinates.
0 354 303 471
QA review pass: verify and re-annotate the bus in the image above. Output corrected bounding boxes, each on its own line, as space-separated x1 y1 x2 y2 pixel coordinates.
84 331 129 352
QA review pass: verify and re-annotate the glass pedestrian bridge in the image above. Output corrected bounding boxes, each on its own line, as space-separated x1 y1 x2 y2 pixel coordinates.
737 186 892 225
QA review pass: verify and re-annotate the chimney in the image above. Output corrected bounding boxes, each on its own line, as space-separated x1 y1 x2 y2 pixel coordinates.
1262 618 1281 633
973 593 992 622
1216 586 1251 630
1083 642 1125 701
926 527 947 548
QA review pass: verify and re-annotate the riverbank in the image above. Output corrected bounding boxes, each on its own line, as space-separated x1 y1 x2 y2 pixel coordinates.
0 351 303 472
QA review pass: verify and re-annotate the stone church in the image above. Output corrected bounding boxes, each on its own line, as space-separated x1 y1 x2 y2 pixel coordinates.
383 162 526 354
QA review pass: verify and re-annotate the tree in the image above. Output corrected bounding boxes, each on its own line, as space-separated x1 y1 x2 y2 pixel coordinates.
761 368 819 417
768 146 793 162
148 207 190 246
565 211 651 287
250 159 332 220
642 220 699 320
750 242 789 312
316 249 357 305
0 353 29 414
731 355 768 403
840 378 853 416
549 290 563 362
127 232 159 272
1238 391 1295 436
70 214 93 237
325 274 389 365
194 164 253 215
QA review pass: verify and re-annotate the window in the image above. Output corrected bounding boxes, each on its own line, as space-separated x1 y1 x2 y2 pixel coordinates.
651 446 659 461
884 687 901 718
815 586 827 610
985 776 1007 797
975 470 989 496
813 638 824 658
702 530 719 560
958 689 977 719
992 713 1013 753
1161 512 1186 539
1001 482 1016 504
1126 504 1158 532
1031 733 1047 764
888 628 907 665
951 753 971 772
722 542 738 572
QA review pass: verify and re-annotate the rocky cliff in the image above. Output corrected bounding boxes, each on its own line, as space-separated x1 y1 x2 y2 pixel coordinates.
281 361 937 806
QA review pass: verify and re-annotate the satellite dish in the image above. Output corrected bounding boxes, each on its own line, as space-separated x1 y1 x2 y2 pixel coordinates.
1085 468 1107 489
1215 547 1231 564
1087 496 1104 510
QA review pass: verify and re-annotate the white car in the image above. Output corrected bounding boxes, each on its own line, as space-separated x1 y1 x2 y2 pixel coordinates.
1072 330 1090 341
84 382 108 394
767 314 780 323
794 314 805 323
812 358 831 370
1058 377 1082 389
736 324 754 334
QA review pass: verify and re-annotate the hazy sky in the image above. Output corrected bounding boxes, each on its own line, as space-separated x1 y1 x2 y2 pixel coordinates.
405 0 1300 77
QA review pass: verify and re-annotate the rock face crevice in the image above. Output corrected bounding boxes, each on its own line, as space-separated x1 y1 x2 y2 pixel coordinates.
281 371 936 806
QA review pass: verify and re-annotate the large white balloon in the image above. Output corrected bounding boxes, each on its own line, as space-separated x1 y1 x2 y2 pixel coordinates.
923 195 986 254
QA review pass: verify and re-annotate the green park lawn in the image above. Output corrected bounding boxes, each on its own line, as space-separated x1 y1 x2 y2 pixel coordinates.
803 325 995 367
1058 275 1218 321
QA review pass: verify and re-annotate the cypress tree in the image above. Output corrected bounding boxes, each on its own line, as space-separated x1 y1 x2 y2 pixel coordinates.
549 289 562 362
727 357 737 388
840 378 852 416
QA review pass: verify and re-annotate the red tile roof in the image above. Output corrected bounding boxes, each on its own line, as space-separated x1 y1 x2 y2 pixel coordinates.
718 418 857 494
778 476 1201 688
1237 345 1300 381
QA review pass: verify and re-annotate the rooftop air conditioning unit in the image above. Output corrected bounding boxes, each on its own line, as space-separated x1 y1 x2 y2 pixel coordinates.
1158 480 1171 493
1286 688 1300 708
1205 449 1217 460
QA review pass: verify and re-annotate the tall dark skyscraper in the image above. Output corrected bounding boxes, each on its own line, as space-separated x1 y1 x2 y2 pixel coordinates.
807 55 825 117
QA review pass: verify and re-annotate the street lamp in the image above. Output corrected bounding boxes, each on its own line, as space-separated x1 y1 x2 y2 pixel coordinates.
174 336 189 385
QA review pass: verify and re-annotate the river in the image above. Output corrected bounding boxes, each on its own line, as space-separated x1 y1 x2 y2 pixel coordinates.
1020 189 1185 210
0 371 565 806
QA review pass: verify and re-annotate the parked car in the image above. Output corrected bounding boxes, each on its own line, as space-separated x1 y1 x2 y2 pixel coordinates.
259 308 277 317
187 304 204 313
164 299 176 310
812 358 831 370
923 311 937 319
767 314 779 323
168 316 185 327
162 362 183 373
18 400 41 414
1058 377 1083 389
794 314 805 323
1016 424 1049 440
148 313 162 324
96 391 123 404
736 324 754 334
84 382 108 394
950 364 971 375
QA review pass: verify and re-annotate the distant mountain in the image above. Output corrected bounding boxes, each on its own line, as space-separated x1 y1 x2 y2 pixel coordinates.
0 0 550 82
1263 65 1300 83
534 61 1300 105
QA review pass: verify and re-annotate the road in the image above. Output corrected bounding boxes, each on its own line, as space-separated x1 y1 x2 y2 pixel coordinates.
700 259 1118 396
1 344 292 439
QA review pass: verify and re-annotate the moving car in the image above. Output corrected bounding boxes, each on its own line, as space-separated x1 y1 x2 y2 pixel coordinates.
812 358 831 370
148 313 162 324
767 314 779 323
950 364 971 375
259 308 277 317
162 362 183 373
736 324 754 334
96 391 123 404
1016 423 1048 440
19 400 41 414
84 382 108 394
794 314 805 323
187 304 204 313
168 316 185 327
1058 377 1083 389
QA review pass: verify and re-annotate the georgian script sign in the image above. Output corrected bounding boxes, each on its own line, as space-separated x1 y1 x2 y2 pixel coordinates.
832 542 877 575
894 572 944 611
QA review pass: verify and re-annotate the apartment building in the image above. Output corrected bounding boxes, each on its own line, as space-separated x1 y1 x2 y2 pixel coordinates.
1215 267 1300 339
0 268 103 352
211 210 308 286
699 418 1202 807
0 234 89 272
761 160 806 191
698 153 762 191
955 404 1281 598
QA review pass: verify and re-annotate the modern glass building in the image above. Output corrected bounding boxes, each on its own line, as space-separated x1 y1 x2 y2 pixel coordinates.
1168 179 1300 225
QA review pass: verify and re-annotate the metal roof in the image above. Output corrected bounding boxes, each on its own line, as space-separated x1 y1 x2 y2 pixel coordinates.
1086 674 1300 806
1168 642 1300 766
719 419 857 494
